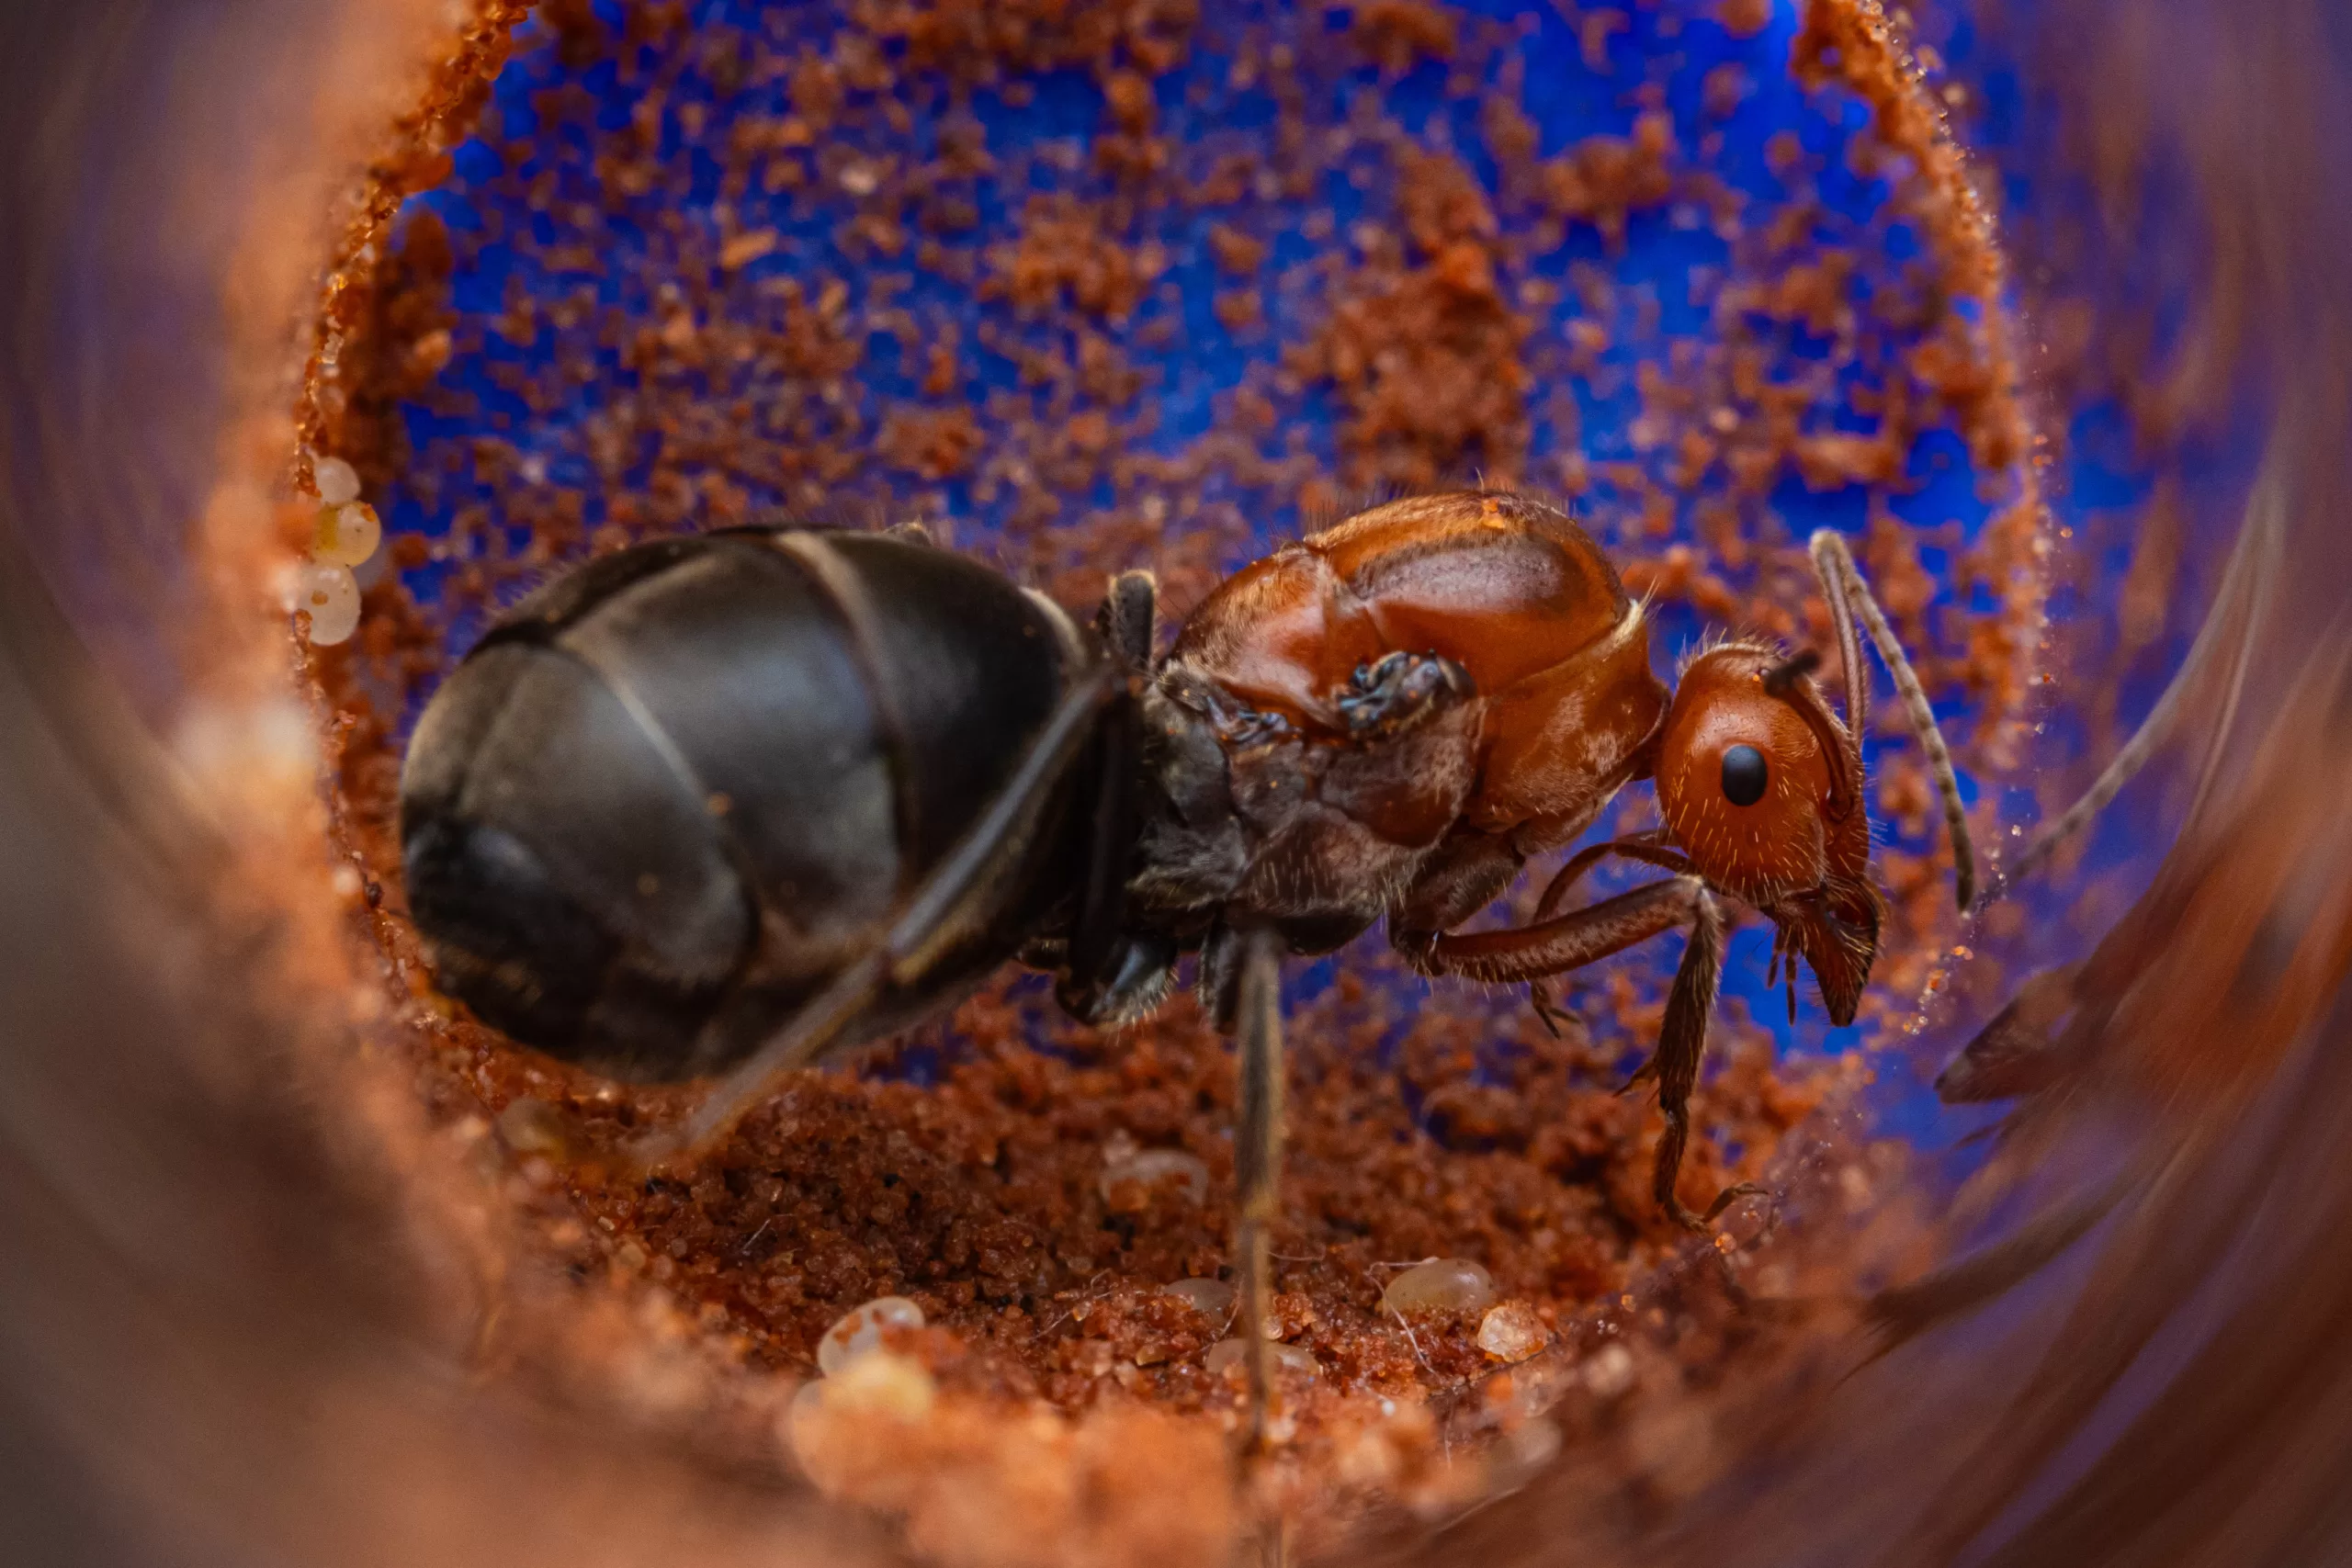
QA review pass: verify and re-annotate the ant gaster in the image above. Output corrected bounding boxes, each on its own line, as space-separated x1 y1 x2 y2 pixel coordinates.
401 488 1977 1441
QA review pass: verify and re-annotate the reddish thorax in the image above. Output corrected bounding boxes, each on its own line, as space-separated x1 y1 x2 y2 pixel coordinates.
1169 490 1669 856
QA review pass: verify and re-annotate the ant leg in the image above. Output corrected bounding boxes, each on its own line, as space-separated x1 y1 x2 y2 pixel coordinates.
1094 569 1158 672
639 662 1124 1168
1529 837 1692 926
1411 874 1702 984
1522 837 1692 1034
1229 925 1287 1454
1056 570 1178 1022
1933 961 2085 1104
1525 983 1576 1041
1993 470 2278 901
1864 1168 2133 1356
1624 888 1756 1231
1809 529 1980 911
1055 666 1165 1023
1335 650 1476 739
1523 844 1614 1034
1408 878 1753 1231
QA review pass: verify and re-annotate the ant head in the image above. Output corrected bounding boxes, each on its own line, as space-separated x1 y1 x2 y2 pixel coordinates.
1655 642 1881 1022
1655 642 1862 908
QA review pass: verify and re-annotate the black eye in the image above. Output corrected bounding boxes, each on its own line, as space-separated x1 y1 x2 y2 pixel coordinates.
1720 744 1769 807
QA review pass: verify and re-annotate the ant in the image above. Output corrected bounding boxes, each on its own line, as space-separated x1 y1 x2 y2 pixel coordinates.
400 487 1976 1441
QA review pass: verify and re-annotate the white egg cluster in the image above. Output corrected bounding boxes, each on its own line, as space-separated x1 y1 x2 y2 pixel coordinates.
290 455 380 646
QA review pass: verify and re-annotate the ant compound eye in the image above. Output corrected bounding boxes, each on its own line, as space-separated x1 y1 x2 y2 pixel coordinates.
1720 744 1770 807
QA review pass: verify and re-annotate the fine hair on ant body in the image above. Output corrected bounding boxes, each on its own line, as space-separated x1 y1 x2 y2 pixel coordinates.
398 486 1978 1447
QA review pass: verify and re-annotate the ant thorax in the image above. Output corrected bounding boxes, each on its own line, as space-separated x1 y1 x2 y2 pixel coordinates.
1126 655 1482 944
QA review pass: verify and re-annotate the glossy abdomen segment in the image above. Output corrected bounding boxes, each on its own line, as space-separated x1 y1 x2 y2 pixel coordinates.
1171 490 1668 842
399 529 1074 1081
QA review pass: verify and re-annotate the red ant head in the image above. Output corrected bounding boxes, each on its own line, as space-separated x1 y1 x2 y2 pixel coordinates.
1654 643 1881 1024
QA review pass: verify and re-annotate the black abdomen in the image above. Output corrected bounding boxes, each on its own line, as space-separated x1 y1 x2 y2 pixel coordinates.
399 528 1078 1080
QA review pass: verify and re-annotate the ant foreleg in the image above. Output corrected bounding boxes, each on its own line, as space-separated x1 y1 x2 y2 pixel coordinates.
1529 834 1693 926
1526 983 1573 1038
1402 877 1758 1231
1228 925 1287 1456
1055 572 1182 1025
1634 888 1758 1231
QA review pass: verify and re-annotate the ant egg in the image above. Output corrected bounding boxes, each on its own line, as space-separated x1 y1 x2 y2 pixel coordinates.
806 1351 936 1425
1204 1338 1317 1378
290 561 361 646
1381 1258 1495 1316
312 455 361 506
1159 1277 1237 1322
1475 1300 1549 1362
817 1294 924 1375
1097 1147 1209 1208
312 501 382 567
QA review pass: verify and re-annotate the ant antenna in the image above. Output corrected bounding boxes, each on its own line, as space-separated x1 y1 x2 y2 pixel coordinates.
1809 530 1979 911
1761 648 1860 819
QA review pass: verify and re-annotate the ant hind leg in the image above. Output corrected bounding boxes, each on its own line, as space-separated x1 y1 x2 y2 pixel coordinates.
1228 925 1288 1455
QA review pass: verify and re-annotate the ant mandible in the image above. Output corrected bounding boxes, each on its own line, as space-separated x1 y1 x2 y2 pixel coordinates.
400 487 1977 1441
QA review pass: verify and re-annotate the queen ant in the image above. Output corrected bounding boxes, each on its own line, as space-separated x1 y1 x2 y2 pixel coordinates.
399 486 1977 1440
